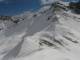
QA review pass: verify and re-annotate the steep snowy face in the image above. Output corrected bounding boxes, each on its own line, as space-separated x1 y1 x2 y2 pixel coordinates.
0 2 80 60
0 5 57 60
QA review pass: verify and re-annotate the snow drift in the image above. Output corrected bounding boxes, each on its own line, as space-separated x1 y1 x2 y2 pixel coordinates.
0 1 80 60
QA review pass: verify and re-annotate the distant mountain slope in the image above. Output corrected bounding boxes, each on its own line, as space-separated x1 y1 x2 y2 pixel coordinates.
0 1 80 60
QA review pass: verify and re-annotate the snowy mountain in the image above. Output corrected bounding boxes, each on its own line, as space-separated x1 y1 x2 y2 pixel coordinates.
0 1 80 60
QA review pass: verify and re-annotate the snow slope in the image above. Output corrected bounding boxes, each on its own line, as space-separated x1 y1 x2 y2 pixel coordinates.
0 2 80 60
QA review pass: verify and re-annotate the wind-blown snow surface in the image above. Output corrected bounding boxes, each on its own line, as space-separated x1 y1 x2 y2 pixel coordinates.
0 5 80 60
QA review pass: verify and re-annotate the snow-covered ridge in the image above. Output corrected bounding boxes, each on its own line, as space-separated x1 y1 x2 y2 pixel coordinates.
0 2 80 60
